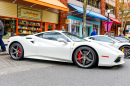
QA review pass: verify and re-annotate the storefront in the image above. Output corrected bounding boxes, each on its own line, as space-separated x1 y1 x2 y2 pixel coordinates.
67 16 100 37
0 0 68 39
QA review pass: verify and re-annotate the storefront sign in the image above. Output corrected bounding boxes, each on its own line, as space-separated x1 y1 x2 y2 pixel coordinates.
66 19 71 24
103 21 113 33
21 8 41 20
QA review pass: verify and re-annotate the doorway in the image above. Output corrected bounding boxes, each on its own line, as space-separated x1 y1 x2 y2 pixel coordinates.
0 17 16 38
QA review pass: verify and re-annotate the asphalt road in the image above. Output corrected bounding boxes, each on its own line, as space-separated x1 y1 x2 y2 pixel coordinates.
0 55 130 86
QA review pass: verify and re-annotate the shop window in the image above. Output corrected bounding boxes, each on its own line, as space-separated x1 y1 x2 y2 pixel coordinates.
48 24 53 31
18 19 41 35
77 0 100 9
0 17 16 38
71 20 80 36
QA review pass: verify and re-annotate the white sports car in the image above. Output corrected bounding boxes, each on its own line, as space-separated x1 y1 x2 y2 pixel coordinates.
85 35 130 58
7 31 125 68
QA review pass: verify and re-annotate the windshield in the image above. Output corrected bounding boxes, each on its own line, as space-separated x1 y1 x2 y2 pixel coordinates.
63 32 87 42
114 37 129 43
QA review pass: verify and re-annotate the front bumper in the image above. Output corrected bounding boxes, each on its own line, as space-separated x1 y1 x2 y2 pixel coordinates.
98 55 125 67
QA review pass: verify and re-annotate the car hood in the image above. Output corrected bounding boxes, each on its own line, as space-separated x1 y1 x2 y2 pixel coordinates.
73 41 123 54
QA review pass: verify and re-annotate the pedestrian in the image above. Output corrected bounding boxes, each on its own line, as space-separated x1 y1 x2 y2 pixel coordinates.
91 28 97 36
104 31 109 36
61 26 66 31
121 33 124 37
0 20 6 52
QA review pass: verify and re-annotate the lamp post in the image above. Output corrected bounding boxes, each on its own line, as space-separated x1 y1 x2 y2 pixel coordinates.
107 9 110 33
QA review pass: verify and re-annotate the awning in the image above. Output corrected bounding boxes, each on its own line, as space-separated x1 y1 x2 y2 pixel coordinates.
68 4 108 21
108 17 121 24
23 0 69 11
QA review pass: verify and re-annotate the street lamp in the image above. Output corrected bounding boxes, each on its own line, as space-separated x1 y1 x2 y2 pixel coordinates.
107 9 110 33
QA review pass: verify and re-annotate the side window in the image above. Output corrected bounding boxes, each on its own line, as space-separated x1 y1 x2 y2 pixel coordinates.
94 36 100 41
95 36 113 42
43 32 70 42
35 33 43 38
89 37 95 40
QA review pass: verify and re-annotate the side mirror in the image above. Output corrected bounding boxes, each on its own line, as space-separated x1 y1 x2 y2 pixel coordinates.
57 38 68 44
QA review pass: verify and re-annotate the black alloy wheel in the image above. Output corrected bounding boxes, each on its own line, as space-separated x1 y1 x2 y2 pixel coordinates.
9 43 24 60
120 45 130 58
74 46 97 68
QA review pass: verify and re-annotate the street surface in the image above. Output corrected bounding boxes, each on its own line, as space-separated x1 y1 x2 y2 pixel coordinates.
0 54 130 86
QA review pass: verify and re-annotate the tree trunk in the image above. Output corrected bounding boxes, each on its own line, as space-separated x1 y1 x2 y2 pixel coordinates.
82 0 87 38
83 6 86 38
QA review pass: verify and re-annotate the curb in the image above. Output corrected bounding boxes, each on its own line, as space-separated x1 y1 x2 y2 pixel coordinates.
0 52 8 55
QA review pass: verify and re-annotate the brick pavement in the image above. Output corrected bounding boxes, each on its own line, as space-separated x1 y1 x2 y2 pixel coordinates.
0 55 57 75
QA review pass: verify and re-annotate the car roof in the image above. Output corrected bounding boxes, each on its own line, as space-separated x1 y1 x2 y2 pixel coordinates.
86 35 108 38
35 30 66 35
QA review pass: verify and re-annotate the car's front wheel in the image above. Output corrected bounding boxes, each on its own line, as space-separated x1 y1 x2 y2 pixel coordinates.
73 46 97 68
9 43 24 60
120 45 130 58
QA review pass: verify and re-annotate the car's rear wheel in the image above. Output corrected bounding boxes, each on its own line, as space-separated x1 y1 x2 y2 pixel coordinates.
9 43 24 60
73 46 97 68
120 45 130 58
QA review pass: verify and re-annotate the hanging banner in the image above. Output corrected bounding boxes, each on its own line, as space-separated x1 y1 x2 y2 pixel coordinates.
103 21 113 33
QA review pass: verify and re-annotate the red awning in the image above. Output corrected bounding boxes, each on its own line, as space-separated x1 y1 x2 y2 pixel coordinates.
108 17 121 24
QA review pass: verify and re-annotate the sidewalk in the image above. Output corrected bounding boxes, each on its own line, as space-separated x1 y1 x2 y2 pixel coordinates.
0 46 8 55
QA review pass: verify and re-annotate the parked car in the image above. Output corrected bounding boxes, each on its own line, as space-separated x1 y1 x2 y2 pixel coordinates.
85 35 130 58
111 36 130 43
7 31 124 68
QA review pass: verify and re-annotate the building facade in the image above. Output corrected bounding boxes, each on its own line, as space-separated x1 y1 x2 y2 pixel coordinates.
0 0 120 39
0 0 68 39
66 0 120 37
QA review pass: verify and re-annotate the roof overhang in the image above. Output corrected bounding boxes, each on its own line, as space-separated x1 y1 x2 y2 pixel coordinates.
23 0 69 12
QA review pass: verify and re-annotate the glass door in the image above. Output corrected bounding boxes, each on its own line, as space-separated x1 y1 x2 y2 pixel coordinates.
87 27 90 36
48 24 53 31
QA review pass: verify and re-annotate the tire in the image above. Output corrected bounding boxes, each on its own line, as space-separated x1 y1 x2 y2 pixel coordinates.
9 43 24 60
119 45 130 58
73 46 97 68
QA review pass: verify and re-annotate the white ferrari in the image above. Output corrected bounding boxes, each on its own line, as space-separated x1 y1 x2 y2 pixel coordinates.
85 35 130 58
7 31 125 68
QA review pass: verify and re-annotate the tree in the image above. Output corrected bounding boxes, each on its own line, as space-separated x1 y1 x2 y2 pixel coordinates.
82 0 98 37
118 0 130 34
82 0 88 38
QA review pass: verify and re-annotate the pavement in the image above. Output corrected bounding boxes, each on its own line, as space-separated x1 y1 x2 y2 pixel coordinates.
0 45 8 55
0 55 130 86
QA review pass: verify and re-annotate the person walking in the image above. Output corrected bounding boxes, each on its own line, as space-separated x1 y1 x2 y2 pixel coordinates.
104 31 108 36
91 28 97 36
61 26 66 31
0 20 6 52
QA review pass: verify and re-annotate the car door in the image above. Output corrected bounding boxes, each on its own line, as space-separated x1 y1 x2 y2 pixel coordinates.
92 36 116 47
35 32 72 61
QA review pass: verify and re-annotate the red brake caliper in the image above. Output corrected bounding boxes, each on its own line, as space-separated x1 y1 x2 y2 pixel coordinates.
126 51 127 54
18 47 21 56
78 52 81 63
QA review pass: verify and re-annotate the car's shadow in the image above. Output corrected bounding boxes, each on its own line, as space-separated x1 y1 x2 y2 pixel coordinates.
22 58 124 70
